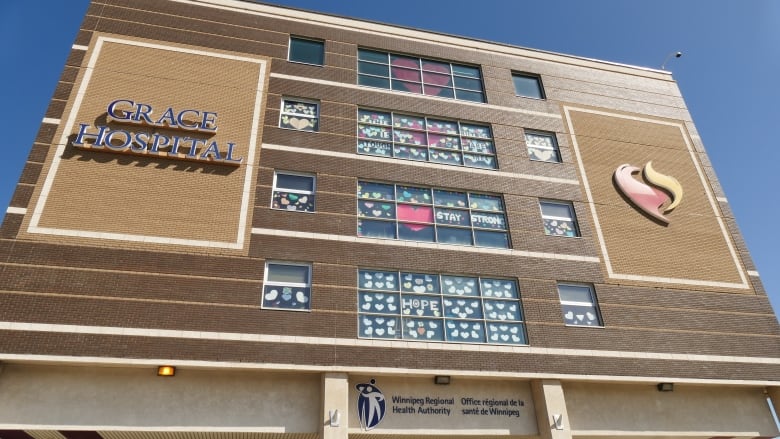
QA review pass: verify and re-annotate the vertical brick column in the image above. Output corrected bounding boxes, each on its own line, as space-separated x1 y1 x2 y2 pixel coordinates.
531 379 572 439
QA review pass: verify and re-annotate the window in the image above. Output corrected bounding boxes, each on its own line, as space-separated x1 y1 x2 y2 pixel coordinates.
272 172 315 212
289 37 324 65
358 269 526 345
557 283 602 327
357 49 485 103
280 98 319 132
512 73 545 99
540 201 579 237
525 131 560 163
357 109 496 169
262 262 312 311
357 182 509 248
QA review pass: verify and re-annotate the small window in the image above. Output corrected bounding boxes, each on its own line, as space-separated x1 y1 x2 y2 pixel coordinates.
272 172 315 212
280 98 319 132
289 37 324 65
512 73 545 99
525 131 560 163
558 283 602 327
263 262 312 311
540 201 579 237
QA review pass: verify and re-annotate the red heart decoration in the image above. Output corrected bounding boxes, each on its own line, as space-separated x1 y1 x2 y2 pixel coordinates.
397 205 433 231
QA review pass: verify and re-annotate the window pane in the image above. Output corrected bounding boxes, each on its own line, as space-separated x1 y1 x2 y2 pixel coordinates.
400 272 440 293
484 299 521 321
453 76 482 91
396 186 432 204
393 129 426 145
267 263 309 284
276 173 314 192
397 204 433 223
423 85 454 98
399 223 434 241
428 134 460 150
358 74 390 89
272 191 314 212
460 123 492 139
455 89 485 102
423 71 453 87
394 145 428 161
441 275 479 296
444 297 483 319
289 38 324 65
263 285 311 310
445 320 485 343
528 147 561 163
486 322 526 344
434 189 468 208
359 109 392 126
435 208 470 226
391 66 422 82
421 59 450 73
391 55 420 69
360 315 401 339
358 219 396 238
358 49 387 63
561 304 600 326
470 194 503 211
393 114 425 131
513 74 544 99
541 202 574 219
358 182 394 200
474 230 509 248
471 212 507 230
358 270 399 290
401 294 442 317
405 318 445 341
358 60 389 77
430 149 462 165
359 200 395 220
358 123 392 141
481 278 519 299
358 139 393 156
392 80 422 94
464 153 496 169
359 292 401 314
452 64 481 78
437 227 472 245
558 284 594 303
427 119 459 135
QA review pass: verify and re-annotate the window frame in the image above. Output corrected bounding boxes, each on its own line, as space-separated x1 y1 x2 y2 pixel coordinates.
262 261 313 312
279 97 320 132
357 48 485 103
511 72 546 100
357 108 498 169
539 200 580 237
357 268 528 345
524 130 561 163
288 36 325 66
557 283 603 327
357 181 510 249
271 171 316 213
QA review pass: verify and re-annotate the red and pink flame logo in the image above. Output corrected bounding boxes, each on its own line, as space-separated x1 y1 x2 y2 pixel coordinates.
613 161 683 224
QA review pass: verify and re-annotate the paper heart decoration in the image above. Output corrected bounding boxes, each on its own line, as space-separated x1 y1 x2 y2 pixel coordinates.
613 161 683 224
287 117 314 130
362 303 371 310
265 289 278 300
375 328 385 336
565 311 574 320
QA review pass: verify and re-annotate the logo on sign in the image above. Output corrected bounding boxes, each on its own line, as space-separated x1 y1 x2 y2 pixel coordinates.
613 161 683 224
356 379 387 430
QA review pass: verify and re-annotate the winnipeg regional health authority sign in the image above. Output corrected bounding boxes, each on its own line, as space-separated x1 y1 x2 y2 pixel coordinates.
72 99 244 166
350 377 536 435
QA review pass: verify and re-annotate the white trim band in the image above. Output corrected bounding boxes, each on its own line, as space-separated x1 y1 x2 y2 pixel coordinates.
71 44 89 51
42 118 60 125
6 207 27 215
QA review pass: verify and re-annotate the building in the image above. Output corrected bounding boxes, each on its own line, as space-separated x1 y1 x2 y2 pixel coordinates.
0 0 778 438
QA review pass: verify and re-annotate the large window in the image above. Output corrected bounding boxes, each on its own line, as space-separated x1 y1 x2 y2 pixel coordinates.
280 98 319 132
289 37 324 65
512 72 545 99
358 49 485 103
272 172 315 212
557 283 602 327
357 109 496 169
525 131 561 163
357 182 509 248
262 262 312 311
358 269 526 345
540 201 579 237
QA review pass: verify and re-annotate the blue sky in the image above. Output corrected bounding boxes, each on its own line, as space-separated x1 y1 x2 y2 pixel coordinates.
1 1 778 319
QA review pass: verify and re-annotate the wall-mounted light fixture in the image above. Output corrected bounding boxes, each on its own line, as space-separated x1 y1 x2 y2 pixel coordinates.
329 409 340 427
157 365 176 377
552 414 564 430
434 375 451 385
657 382 674 392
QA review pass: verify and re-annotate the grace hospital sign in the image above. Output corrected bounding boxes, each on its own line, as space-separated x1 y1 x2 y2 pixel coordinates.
72 99 244 166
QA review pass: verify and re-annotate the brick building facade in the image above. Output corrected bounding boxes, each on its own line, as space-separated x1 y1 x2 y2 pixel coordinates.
0 1 778 438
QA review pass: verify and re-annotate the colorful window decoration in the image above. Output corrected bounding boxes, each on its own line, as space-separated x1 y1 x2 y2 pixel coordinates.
525 131 561 163
263 263 312 311
280 98 319 132
357 49 485 103
288 37 324 65
557 283 602 327
272 172 315 212
358 109 497 169
512 72 545 99
358 269 526 345
540 201 579 237
357 182 509 248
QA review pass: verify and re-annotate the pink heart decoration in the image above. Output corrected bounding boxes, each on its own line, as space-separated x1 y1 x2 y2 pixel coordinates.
397 205 433 231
